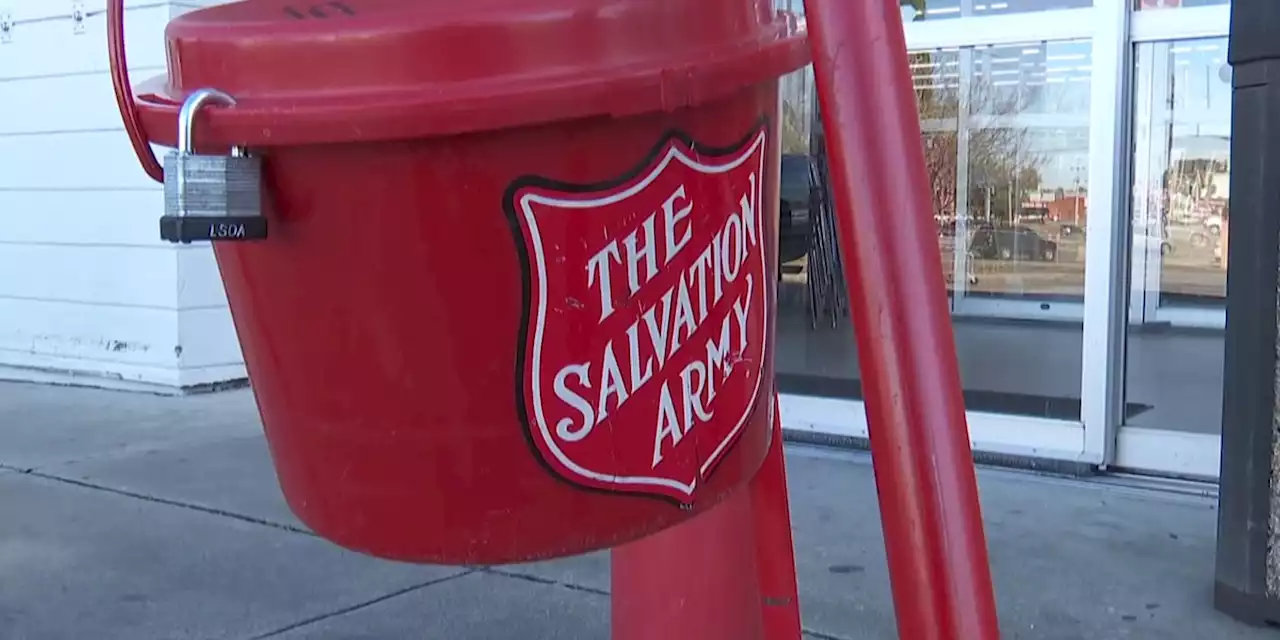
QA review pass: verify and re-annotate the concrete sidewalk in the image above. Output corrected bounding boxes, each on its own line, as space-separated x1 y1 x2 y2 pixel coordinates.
0 380 1271 639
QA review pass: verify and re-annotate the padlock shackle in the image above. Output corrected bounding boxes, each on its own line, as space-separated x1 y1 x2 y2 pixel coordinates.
107 0 164 183
179 89 238 154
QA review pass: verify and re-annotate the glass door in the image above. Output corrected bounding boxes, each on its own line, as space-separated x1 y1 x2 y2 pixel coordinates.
1128 38 1230 330
953 39 1094 321
1116 35 1230 478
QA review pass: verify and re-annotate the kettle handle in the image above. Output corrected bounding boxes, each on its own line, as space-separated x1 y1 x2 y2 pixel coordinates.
107 0 164 183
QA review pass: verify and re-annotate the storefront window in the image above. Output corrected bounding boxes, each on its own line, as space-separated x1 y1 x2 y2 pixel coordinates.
776 40 1093 421
963 41 1091 302
1123 37 1230 434
900 0 1092 22
1130 38 1230 309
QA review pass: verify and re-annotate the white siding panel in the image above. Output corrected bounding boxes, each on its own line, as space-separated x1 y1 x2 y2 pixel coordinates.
0 297 178 368
0 3 171 81
170 0 232 17
0 190 165 246
177 305 242 372
11 0 166 17
0 68 165 136
0 131 165 190
0 244 177 309
176 247 243 379
0 0 250 389
176 245 227 310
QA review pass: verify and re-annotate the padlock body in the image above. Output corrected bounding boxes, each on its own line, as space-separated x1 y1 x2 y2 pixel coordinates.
163 151 263 218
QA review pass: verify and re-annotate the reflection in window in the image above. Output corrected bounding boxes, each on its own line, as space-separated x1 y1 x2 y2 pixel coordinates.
780 67 815 155
960 40 1091 302
899 0 1091 21
774 38 1099 422
964 128 1090 300
1129 37 1231 308
970 41 1092 117
927 132 963 289
1122 38 1230 436
912 49 962 270
901 0 961 20
913 48 962 124
1134 0 1227 10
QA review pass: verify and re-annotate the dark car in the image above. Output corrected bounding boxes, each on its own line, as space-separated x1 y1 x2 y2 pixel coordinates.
970 224 1058 262
779 153 817 264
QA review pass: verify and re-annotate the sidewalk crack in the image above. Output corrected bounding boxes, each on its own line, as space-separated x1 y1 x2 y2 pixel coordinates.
803 630 852 640
479 567 610 597
244 570 477 639
10 466 853 640
14 468 316 537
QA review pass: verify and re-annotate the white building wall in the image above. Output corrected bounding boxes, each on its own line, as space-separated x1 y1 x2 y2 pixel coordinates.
0 0 244 392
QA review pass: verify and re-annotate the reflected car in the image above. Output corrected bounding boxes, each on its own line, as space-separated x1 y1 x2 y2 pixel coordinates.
970 224 1058 262
1203 214 1225 236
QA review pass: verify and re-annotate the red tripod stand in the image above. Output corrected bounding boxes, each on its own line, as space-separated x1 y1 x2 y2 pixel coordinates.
108 1 1000 637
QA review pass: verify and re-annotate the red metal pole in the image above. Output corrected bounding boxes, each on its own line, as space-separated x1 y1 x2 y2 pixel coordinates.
612 475 766 640
612 396 801 640
803 1 1001 639
751 397 804 640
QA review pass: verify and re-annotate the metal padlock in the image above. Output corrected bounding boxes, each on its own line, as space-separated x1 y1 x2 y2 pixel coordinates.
159 88 268 244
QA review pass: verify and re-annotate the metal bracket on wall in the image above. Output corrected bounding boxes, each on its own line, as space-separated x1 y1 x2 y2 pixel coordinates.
71 1 85 34
0 3 114 43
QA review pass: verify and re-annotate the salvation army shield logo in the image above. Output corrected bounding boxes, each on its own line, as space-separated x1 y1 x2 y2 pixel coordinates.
507 126 770 504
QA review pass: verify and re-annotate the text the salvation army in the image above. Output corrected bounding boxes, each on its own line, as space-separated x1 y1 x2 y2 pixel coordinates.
551 175 762 470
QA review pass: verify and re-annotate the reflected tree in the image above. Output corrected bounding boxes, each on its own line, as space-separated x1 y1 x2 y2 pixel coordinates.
963 70 1044 225
912 50 961 221
910 50 1044 226
781 100 809 154
1165 157 1229 202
